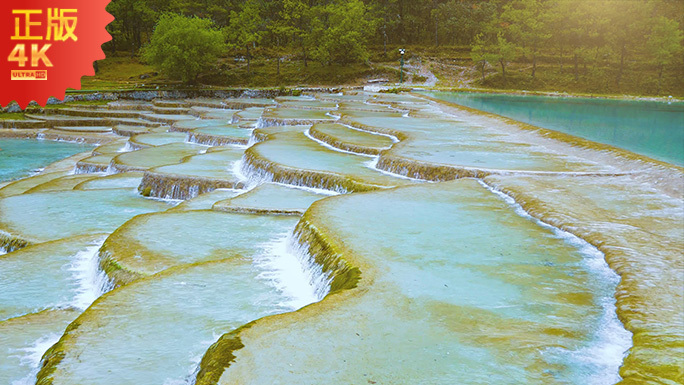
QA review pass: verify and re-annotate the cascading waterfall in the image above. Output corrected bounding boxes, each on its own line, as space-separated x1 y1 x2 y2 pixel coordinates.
67 239 114 310
253 233 330 309
74 163 108 174
9 240 114 385
231 158 258 190
239 152 356 194
187 133 248 147
117 142 136 153
3 93 677 385
363 156 426 181
232 146 334 302
478 180 632 384
301 125 423 182
303 128 374 158
10 333 63 385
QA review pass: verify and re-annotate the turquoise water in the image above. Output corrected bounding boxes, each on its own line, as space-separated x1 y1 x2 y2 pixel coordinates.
0 139 90 182
3 94 678 384
425 92 684 166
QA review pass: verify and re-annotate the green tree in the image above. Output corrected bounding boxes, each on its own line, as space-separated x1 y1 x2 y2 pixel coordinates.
471 33 488 82
311 0 377 65
606 0 652 86
487 31 518 82
143 13 225 83
225 0 266 74
168 0 235 25
647 16 684 92
501 0 550 78
564 1 593 81
270 0 314 66
106 0 159 53
434 0 497 46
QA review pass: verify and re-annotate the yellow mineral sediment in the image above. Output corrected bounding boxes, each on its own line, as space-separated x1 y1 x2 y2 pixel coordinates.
483 174 684 384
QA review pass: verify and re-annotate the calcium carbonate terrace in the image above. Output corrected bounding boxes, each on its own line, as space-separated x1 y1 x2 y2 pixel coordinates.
0 91 681 385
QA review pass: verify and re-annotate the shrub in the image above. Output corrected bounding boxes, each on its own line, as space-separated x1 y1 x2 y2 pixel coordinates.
143 14 225 83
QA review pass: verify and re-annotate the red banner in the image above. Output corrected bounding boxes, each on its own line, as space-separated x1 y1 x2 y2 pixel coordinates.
0 0 113 108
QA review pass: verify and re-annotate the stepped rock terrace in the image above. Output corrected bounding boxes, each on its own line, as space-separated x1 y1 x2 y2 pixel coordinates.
0 91 681 384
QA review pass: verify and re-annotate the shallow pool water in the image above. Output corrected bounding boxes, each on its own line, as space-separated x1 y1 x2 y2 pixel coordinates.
216 179 630 384
100 209 299 281
0 188 170 244
0 139 90 182
0 235 107 320
0 92 679 385
42 258 301 385
425 91 684 165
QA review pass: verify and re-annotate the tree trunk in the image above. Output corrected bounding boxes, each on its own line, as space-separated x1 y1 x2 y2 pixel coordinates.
481 61 485 82
532 45 537 79
383 24 388 58
658 63 663 94
617 43 626 86
277 57 280 76
246 46 251 74
434 18 439 47
500 59 506 82
593 46 600 70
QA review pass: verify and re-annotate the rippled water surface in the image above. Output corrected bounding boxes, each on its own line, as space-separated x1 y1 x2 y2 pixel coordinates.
0 139 90 182
424 92 684 165
0 93 679 384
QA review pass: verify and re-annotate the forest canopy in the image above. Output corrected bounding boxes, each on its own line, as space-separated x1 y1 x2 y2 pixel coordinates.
106 0 683 93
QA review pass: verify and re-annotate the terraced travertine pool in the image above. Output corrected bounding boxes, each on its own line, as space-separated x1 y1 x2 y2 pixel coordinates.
0 92 681 385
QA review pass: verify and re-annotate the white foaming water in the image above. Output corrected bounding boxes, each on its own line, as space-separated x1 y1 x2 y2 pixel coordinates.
232 144 251 151
253 233 328 310
140 193 184 206
162 340 208 385
105 162 117 175
479 179 632 384
273 182 339 196
29 167 45 177
363 156 427 182
66 238 113 310
303 127 424 184
231 159 259 190
117 141 136 153
239 154 351 195
303 128 374 158
10 333 62 385
246 133 260 147
255 117 266 129
343 122 400 143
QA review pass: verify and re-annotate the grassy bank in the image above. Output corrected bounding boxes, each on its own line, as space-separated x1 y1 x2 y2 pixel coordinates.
77 53 401 91
75 46 683 98
395 44 684 98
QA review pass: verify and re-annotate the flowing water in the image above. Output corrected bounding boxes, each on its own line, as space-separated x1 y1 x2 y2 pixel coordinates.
424 91 684 166
0 92 680 384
